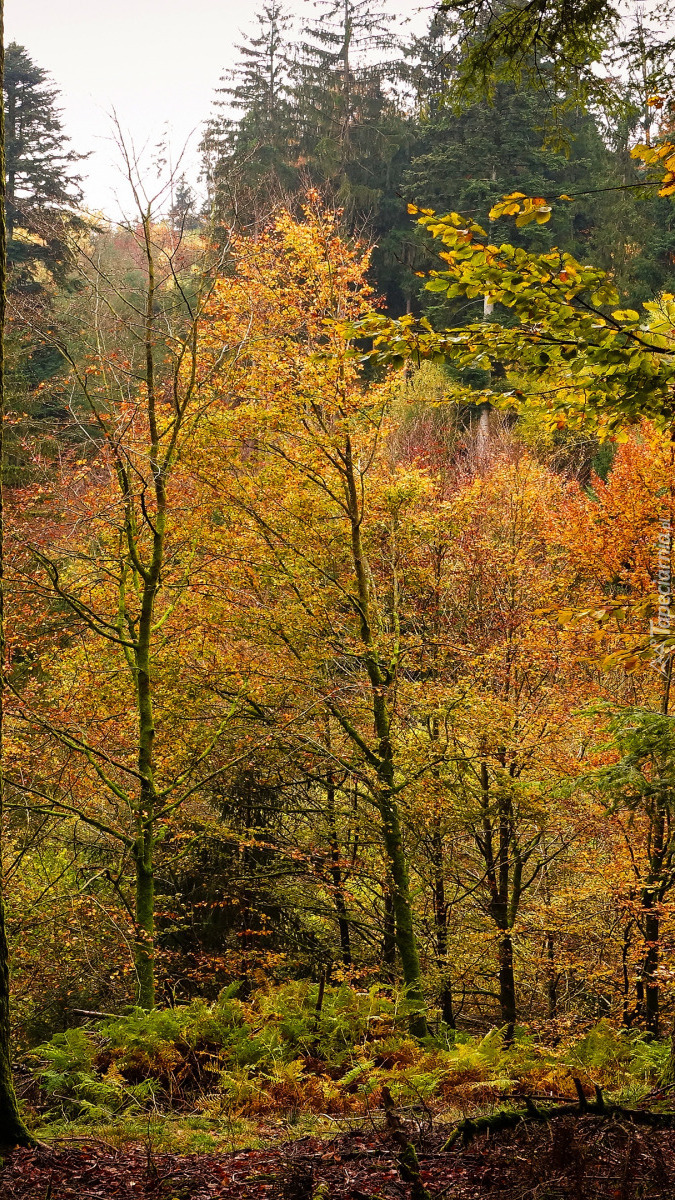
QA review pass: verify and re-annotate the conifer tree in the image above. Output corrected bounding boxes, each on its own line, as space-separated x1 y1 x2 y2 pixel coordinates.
587 3 675 304
4 42 82 298
295 0 402 200
405 84 607 259
401 11 649 318
203 0 412 267
202 2 296 222
169 175 199 232
296 0 415 308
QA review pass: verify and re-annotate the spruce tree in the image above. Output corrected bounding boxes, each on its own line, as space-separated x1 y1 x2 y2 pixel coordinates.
401 11 623 320
294 0 402 201
587 2 675 304
293 0 415 309
169 175 199 232
202 2 296 223
4 42 82 298
202 0 413 295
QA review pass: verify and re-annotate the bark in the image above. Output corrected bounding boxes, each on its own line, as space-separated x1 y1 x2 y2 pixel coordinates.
542 866 558 1020
433 822 455 1027
382 881 396 974
477 762 522 1036
0 911 33 1147
498 931 517 1038
641 800 666 1036
443 1086 675 1150
342 434 428 1036
621 918 634 1028
326 769 351 966
5 79 13 243
330 845 352 967
0 8 34 1146
378 788 427 1037
643 904 660 1037
127 206 165 1009
133 593 157 1009
545 931 558 1019
133 852 155 1011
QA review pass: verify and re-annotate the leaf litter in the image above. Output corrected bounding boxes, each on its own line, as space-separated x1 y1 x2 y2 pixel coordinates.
3 1117 675 1199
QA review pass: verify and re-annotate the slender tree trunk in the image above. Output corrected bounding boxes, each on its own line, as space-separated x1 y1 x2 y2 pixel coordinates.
642 802 665 1037
378 787 427 1036
0 9 34 1146
636 969 645 1023
128 206 166 1011
621 917 634 1028
477 404 490 462
132 537 159 1009
479 762 520 1039
328 830 352 966
545 931 558 1019
342 435 428 1036
498 929 517 1038
133 849 155 1010
433 823 455 1027
382 879 396 975
5 77 13 243
542 865 557 1020
325 761 351 967
497 794 517 1036
643 901 660 1037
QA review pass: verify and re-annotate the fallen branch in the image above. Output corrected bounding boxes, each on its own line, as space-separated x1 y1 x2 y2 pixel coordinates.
442 1079 675 1150
71 1009 117 1020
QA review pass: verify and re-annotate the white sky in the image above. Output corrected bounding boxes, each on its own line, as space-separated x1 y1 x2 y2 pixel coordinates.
6 0 424 218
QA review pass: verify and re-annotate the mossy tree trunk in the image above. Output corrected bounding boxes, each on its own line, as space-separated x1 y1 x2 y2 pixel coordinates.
337 437 428 1037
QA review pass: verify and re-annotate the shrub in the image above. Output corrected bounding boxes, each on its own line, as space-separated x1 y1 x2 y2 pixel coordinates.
28 984 674 1129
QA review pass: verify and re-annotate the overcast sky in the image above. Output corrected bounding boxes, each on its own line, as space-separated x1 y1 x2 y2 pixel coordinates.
6 0 423 218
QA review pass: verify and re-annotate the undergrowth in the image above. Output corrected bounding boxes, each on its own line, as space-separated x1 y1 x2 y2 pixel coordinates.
23 982 673 1144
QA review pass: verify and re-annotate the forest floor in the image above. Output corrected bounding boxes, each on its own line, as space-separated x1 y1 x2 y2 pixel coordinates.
3 1117 675 1199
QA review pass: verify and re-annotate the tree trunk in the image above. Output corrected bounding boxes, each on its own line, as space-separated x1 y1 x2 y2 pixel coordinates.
545 931 558 1019
326 770 351 966
480 766 519 1038
342 436 428 1036
382 880 396 975
642 796 665 1036
621 918 634 1028
498 930 517 1038
129 209 164 1011
379 789 427 1038
433 823 455 1027
0 9 33 1146
133 849 155 1010
5 75 13 243
0 915 32 1147
643 904 660 1037
330 842 352 967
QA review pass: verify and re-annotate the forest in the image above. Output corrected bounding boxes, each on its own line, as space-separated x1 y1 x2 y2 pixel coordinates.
2 0 675 1195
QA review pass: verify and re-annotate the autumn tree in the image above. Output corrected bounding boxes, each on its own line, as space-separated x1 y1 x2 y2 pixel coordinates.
193 203 474 1034
7 144 242 1011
